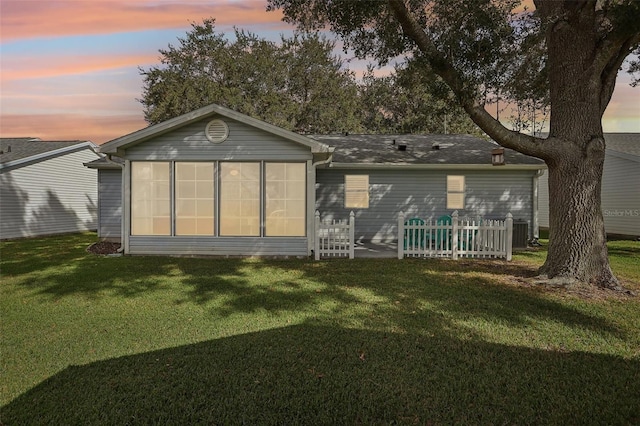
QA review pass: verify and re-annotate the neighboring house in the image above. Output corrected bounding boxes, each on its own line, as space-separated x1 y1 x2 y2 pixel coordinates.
1 138 101 240
538 133 640 237
88 103 545 256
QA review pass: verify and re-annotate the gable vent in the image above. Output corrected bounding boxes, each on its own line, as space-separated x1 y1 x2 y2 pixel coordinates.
205 119 229 143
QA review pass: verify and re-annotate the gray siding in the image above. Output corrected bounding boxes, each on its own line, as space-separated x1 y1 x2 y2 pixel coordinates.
125 116 312 161
539 153 640 236
538 169 549 229
98 169 122 241
0 148 99 239
316 169 535 242
128 236 308 256
601 153 640 235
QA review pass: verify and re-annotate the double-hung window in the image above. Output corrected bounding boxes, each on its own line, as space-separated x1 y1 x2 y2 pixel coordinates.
344 175 369 208
446 175 465 210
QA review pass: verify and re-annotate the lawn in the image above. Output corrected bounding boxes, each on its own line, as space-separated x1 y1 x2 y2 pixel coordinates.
1 233 639 424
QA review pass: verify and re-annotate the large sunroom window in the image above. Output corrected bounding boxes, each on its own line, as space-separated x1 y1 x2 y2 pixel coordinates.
131 162 170 235
175 162 215 235
219 162 260 236
265 163 306 236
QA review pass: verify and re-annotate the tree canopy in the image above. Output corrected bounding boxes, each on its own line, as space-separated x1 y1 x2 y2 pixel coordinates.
139 19 363 133
267 0 640 288
139 18 480 135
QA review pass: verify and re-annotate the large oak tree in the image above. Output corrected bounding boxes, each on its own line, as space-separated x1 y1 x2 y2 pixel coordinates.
268 0 640 289
139 19 363 133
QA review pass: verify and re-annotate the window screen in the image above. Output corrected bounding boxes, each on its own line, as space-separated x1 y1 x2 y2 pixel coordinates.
131 162 170 235
265 163 306 236
219 162 260 236
175 162 214 235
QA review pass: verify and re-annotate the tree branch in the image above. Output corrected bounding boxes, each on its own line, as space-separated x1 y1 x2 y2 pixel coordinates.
386 0 548 159
598 33 640 115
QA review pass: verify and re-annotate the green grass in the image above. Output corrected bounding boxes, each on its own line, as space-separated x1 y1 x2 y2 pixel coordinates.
1 233 639 424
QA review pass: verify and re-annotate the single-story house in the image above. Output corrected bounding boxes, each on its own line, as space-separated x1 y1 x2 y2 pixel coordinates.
538 133 640 238
1 137 101 239
87 103 545 256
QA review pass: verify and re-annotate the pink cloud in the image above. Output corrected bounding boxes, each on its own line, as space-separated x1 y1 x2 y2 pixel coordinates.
0 113 147 144
1 0 286 41
1 53 159 83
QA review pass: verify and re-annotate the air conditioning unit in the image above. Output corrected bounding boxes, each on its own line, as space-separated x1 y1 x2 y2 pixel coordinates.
512 221 529 248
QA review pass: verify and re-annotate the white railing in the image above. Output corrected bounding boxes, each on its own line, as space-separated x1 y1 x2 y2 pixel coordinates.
314 211 355 260
398 210 513 261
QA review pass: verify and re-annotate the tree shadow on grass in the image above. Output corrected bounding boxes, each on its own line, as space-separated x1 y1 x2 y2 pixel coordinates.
2 324 639 425
2 235 630 341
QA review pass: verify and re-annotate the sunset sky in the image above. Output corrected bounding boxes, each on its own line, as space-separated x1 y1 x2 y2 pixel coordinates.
1 0 638 145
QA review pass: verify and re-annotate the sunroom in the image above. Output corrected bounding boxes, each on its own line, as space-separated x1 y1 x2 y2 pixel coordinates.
98 104 332 256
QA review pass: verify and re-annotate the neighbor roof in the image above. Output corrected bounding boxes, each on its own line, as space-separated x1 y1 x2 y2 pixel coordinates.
604 133 640 161
309 134 544 167
0 138 98 170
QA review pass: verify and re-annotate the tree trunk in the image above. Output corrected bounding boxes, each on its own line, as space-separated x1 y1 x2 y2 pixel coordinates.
540 145 619 288
534 1 621 289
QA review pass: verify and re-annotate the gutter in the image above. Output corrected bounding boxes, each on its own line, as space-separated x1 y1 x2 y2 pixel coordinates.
328 162 546 171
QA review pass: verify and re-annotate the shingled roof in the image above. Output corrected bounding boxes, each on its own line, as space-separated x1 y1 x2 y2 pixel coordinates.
1 138 97 170
604 133 640 160
308 134 544 166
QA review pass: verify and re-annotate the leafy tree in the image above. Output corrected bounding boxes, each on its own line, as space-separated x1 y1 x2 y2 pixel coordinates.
139 19 363 133
268 0 640 289
360 61 482 135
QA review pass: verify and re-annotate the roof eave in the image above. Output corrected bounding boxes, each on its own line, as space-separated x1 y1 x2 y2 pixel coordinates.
99 104 331 155
327 162 546 170
0 141 99 171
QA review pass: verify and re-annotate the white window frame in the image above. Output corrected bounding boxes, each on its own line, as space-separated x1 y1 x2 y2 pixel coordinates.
446 175 465 210
344 175 369 208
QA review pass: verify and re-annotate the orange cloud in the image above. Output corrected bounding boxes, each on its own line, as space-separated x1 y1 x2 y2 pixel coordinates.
1 0 286 42
1 53 159 83
0 113 147 144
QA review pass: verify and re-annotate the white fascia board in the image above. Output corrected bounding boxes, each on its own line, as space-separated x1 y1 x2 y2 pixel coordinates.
327 162 546 171
99 103 332 155
0 141 99 171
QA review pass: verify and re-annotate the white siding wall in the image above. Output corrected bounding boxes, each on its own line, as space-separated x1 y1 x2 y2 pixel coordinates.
0 148 99 239
601 153 640 236
316 169 535 242
538 169 549 229
539 154 640 236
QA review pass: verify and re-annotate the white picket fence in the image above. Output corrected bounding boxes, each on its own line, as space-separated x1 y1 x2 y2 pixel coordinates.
398 210 513 260
314 211 355 260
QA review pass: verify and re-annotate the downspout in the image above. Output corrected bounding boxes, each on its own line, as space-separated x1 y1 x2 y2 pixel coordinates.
531 168 545 245
105 154 125 253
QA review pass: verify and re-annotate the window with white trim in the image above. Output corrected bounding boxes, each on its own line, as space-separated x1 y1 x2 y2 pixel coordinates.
131 162 170 235
344 175 369 208
446 175 465 210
